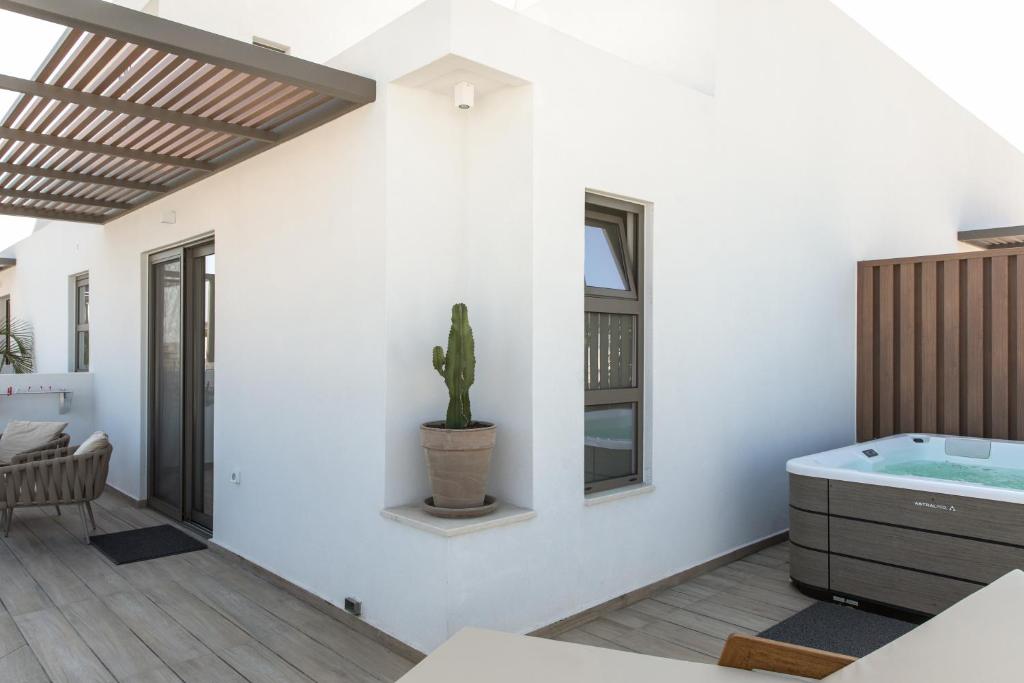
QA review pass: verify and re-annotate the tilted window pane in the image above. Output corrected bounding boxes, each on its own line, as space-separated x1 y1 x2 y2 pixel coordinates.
585 224 628 290
585 404 636 484
584 312 636 390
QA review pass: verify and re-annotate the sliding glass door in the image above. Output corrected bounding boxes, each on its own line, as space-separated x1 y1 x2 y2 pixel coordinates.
149 240 215 531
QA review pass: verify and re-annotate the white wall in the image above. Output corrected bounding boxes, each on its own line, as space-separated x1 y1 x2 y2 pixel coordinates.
333 0 1024 648
7 0 1024 655
144 0 717 94
0 222 102 373
0 373 95 445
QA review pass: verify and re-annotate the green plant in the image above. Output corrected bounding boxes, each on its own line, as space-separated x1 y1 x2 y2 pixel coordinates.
432 303 475 429
0 317 33 374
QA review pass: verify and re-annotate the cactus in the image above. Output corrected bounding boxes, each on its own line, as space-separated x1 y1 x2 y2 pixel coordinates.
432 303 475 429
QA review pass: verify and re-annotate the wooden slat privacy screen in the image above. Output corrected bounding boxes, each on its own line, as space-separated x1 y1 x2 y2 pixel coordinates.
857 247 1024 442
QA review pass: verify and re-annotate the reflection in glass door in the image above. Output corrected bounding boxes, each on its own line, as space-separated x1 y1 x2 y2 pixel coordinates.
149 258 182 514
188 246 215 529
149 240 215 531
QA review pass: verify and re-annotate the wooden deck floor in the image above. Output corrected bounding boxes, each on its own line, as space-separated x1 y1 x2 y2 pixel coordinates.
0 492 416 683
552 541 814 663
0 495 806 682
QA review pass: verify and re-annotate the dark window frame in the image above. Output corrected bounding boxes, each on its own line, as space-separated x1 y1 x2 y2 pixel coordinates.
0 295 10 358
74 273 89 372
584 193 645 494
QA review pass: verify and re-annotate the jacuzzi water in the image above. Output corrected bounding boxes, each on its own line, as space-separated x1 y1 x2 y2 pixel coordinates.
786 434 1024 503
877 457 1024 490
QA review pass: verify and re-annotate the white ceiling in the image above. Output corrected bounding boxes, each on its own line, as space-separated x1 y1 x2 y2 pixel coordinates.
831 0 1024 154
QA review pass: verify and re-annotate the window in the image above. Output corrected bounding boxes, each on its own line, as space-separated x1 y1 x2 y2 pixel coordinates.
584 193 644 493
74 273 89 372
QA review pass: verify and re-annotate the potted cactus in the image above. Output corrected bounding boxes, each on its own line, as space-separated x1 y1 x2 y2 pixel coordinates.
420 303 497 517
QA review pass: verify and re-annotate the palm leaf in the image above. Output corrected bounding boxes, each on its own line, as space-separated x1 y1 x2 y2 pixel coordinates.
0 317 34 374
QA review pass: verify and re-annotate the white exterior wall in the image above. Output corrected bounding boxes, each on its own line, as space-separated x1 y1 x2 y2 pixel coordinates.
2 0 1024 653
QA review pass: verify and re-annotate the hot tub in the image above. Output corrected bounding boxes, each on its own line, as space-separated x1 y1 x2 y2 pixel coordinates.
786 434 1024 615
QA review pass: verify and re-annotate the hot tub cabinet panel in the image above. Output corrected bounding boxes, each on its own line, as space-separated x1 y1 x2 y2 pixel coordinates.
789 473 827 513
830 556 981 615
786 435 1024 615
788 508 827 552
829 480 1024 546
829 516 1024 585
790 544 828 588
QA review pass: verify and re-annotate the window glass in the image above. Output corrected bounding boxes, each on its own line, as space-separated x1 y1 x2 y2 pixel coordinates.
585 405 636 484
585 224 628 290
74 275 89 371
76 331 89 371
77 282 89 324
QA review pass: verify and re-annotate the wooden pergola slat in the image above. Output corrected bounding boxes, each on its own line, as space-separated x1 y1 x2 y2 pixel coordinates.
0 188 133 211
0 73 280 143
0 0 376 103
0 126 215 172
0 161 167 193
0 0 375 224
0 203 105 224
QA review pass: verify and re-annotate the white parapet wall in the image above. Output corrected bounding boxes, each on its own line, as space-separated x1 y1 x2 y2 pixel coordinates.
0 373 96 445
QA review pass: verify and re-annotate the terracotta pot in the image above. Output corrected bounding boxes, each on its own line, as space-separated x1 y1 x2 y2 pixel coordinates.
420 422 496 509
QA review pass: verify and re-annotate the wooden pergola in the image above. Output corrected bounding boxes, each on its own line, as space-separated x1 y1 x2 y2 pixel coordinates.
0 0 375 224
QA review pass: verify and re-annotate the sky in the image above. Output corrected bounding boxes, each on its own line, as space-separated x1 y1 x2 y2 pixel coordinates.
830 0 1024 154
0 10 66 253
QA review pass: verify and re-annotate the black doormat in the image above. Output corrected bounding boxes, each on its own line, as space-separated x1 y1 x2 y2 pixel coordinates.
758 601 917 658
90 524 206 565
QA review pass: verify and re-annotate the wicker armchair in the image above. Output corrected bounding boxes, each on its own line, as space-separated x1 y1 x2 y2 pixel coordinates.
0 432 71 464
0 440 112 543
5 433 72 516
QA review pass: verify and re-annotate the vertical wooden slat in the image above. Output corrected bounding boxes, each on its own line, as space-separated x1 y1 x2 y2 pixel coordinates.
919 261 937 433
588 313 599 390
1013 256 1024 439
614 315 624 388
598 313 608 389
877 264 895 436
857 265 875 440
941 260 960 434
898 264 916 432
989 256 1009 439
965 259 984 437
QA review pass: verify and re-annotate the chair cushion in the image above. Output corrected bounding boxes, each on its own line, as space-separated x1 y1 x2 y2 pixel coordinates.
824 569 1024 681
0 420 68 460
74 431 110 456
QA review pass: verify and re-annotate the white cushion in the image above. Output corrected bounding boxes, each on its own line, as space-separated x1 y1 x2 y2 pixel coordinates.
824 569 1024 681
396 628 785 682
73 431 110 456
0 420 67 459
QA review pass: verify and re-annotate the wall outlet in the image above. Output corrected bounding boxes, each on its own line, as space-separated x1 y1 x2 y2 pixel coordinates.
229 469 241 485
344 597 362 616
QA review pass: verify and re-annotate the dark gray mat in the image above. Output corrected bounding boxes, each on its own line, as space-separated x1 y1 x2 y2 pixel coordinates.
758 601 917 658
90 524 206 565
